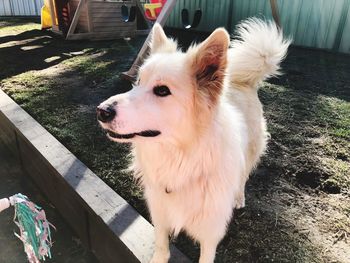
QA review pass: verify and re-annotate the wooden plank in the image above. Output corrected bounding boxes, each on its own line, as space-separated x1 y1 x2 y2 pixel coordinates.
93 28 136 34
92 20 136 26
48 0 57 27
92 9 124 15
77 25 89 32
90 1 132 9
78 17 88 23
92 14 127 22
91 28 136 34
79 11 87 17
92 15 132 22
88 215 139 263
92 20 127 26
66 31 137 40
76 7 89 33
78 22 88 28
66 32 93 40
92 21 137 27
92 12 129 18
66 0 85 39
86 0 93 33
70 0 80 6
0 112 19 159
51 26 63 36
92 7 123 11
136 29 151 36
91 28 135 33
89 32 135 40
66 30 136 40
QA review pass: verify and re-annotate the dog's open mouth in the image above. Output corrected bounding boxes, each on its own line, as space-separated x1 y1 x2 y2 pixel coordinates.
106 129 161 139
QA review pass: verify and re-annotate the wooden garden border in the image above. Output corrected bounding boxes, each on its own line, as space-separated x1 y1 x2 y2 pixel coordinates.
0 90 189 263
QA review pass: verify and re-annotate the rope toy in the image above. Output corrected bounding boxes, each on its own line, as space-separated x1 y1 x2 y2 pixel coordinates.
0 194 55 263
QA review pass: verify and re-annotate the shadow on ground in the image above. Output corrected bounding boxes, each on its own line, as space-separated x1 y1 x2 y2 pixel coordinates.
0 28 143 81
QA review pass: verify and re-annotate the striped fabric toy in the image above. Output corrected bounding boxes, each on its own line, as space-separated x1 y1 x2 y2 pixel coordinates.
0 194 55 263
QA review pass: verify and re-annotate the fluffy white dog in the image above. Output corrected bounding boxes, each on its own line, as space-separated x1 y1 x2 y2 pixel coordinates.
97 18 290 263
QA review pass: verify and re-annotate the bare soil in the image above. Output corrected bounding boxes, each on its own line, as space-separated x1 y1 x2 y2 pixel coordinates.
0 18 349 263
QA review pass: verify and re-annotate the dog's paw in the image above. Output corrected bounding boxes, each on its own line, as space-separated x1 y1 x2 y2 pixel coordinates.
235 195 245 209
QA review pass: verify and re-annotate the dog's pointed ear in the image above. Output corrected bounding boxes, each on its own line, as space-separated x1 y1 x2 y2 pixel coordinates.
191 28 230 104
149 23 177 54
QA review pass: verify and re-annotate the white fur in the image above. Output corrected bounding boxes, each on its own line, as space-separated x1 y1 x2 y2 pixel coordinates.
98 18 290 263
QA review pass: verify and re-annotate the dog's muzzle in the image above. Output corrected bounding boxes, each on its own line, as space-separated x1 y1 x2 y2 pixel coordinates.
97 104 161 140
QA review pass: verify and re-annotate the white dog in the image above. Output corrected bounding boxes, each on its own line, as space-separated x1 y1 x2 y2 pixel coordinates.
97 18 290 263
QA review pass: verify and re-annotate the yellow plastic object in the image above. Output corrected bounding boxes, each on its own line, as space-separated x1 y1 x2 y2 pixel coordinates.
144 3 162 20
41 0 52 29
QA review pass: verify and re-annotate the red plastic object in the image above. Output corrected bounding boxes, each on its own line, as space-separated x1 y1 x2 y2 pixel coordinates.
144 0 167 21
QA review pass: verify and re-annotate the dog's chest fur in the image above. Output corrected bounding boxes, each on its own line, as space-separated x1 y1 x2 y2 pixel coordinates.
130 102 247 234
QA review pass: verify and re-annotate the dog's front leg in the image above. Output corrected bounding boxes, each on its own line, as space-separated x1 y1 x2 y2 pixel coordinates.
198 238 220 263
194 217 226 263
150 225 170 263
235 175 248 209
235 187 246 209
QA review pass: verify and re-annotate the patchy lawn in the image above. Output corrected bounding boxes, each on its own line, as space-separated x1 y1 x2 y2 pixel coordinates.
1 18 349 263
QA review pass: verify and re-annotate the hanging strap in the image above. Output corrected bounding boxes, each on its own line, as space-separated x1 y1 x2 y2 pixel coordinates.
181 9 191 29
121 4 136 22
181 8 202 29
191 9 202 28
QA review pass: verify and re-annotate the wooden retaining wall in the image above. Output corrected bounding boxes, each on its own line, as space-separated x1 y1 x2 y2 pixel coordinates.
0 89 190 263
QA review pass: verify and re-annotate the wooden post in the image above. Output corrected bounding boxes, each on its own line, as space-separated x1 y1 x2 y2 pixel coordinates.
86 0 93 33
66 0 85 39
121 0 177 82
48 0 56 27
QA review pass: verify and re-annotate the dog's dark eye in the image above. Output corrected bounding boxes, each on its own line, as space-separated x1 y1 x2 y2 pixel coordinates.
153 85 171 97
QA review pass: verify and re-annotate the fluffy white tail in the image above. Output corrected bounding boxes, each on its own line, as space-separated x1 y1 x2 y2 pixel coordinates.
228 18 291 88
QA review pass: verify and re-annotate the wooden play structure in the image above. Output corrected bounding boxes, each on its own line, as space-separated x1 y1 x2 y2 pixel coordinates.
42 0 145 40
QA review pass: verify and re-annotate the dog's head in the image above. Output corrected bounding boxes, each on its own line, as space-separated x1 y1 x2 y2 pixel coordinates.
97 24 229 145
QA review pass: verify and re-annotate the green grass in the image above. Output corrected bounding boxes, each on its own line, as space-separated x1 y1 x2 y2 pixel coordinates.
325 98 350 139
62 53 115 81
321 158 350 192
0 18 41 34
260 82 350 193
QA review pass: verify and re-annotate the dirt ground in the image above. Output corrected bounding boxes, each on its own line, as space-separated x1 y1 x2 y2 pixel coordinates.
0 18 349 263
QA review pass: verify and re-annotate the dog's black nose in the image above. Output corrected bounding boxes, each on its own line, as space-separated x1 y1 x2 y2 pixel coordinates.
96 105 116 123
